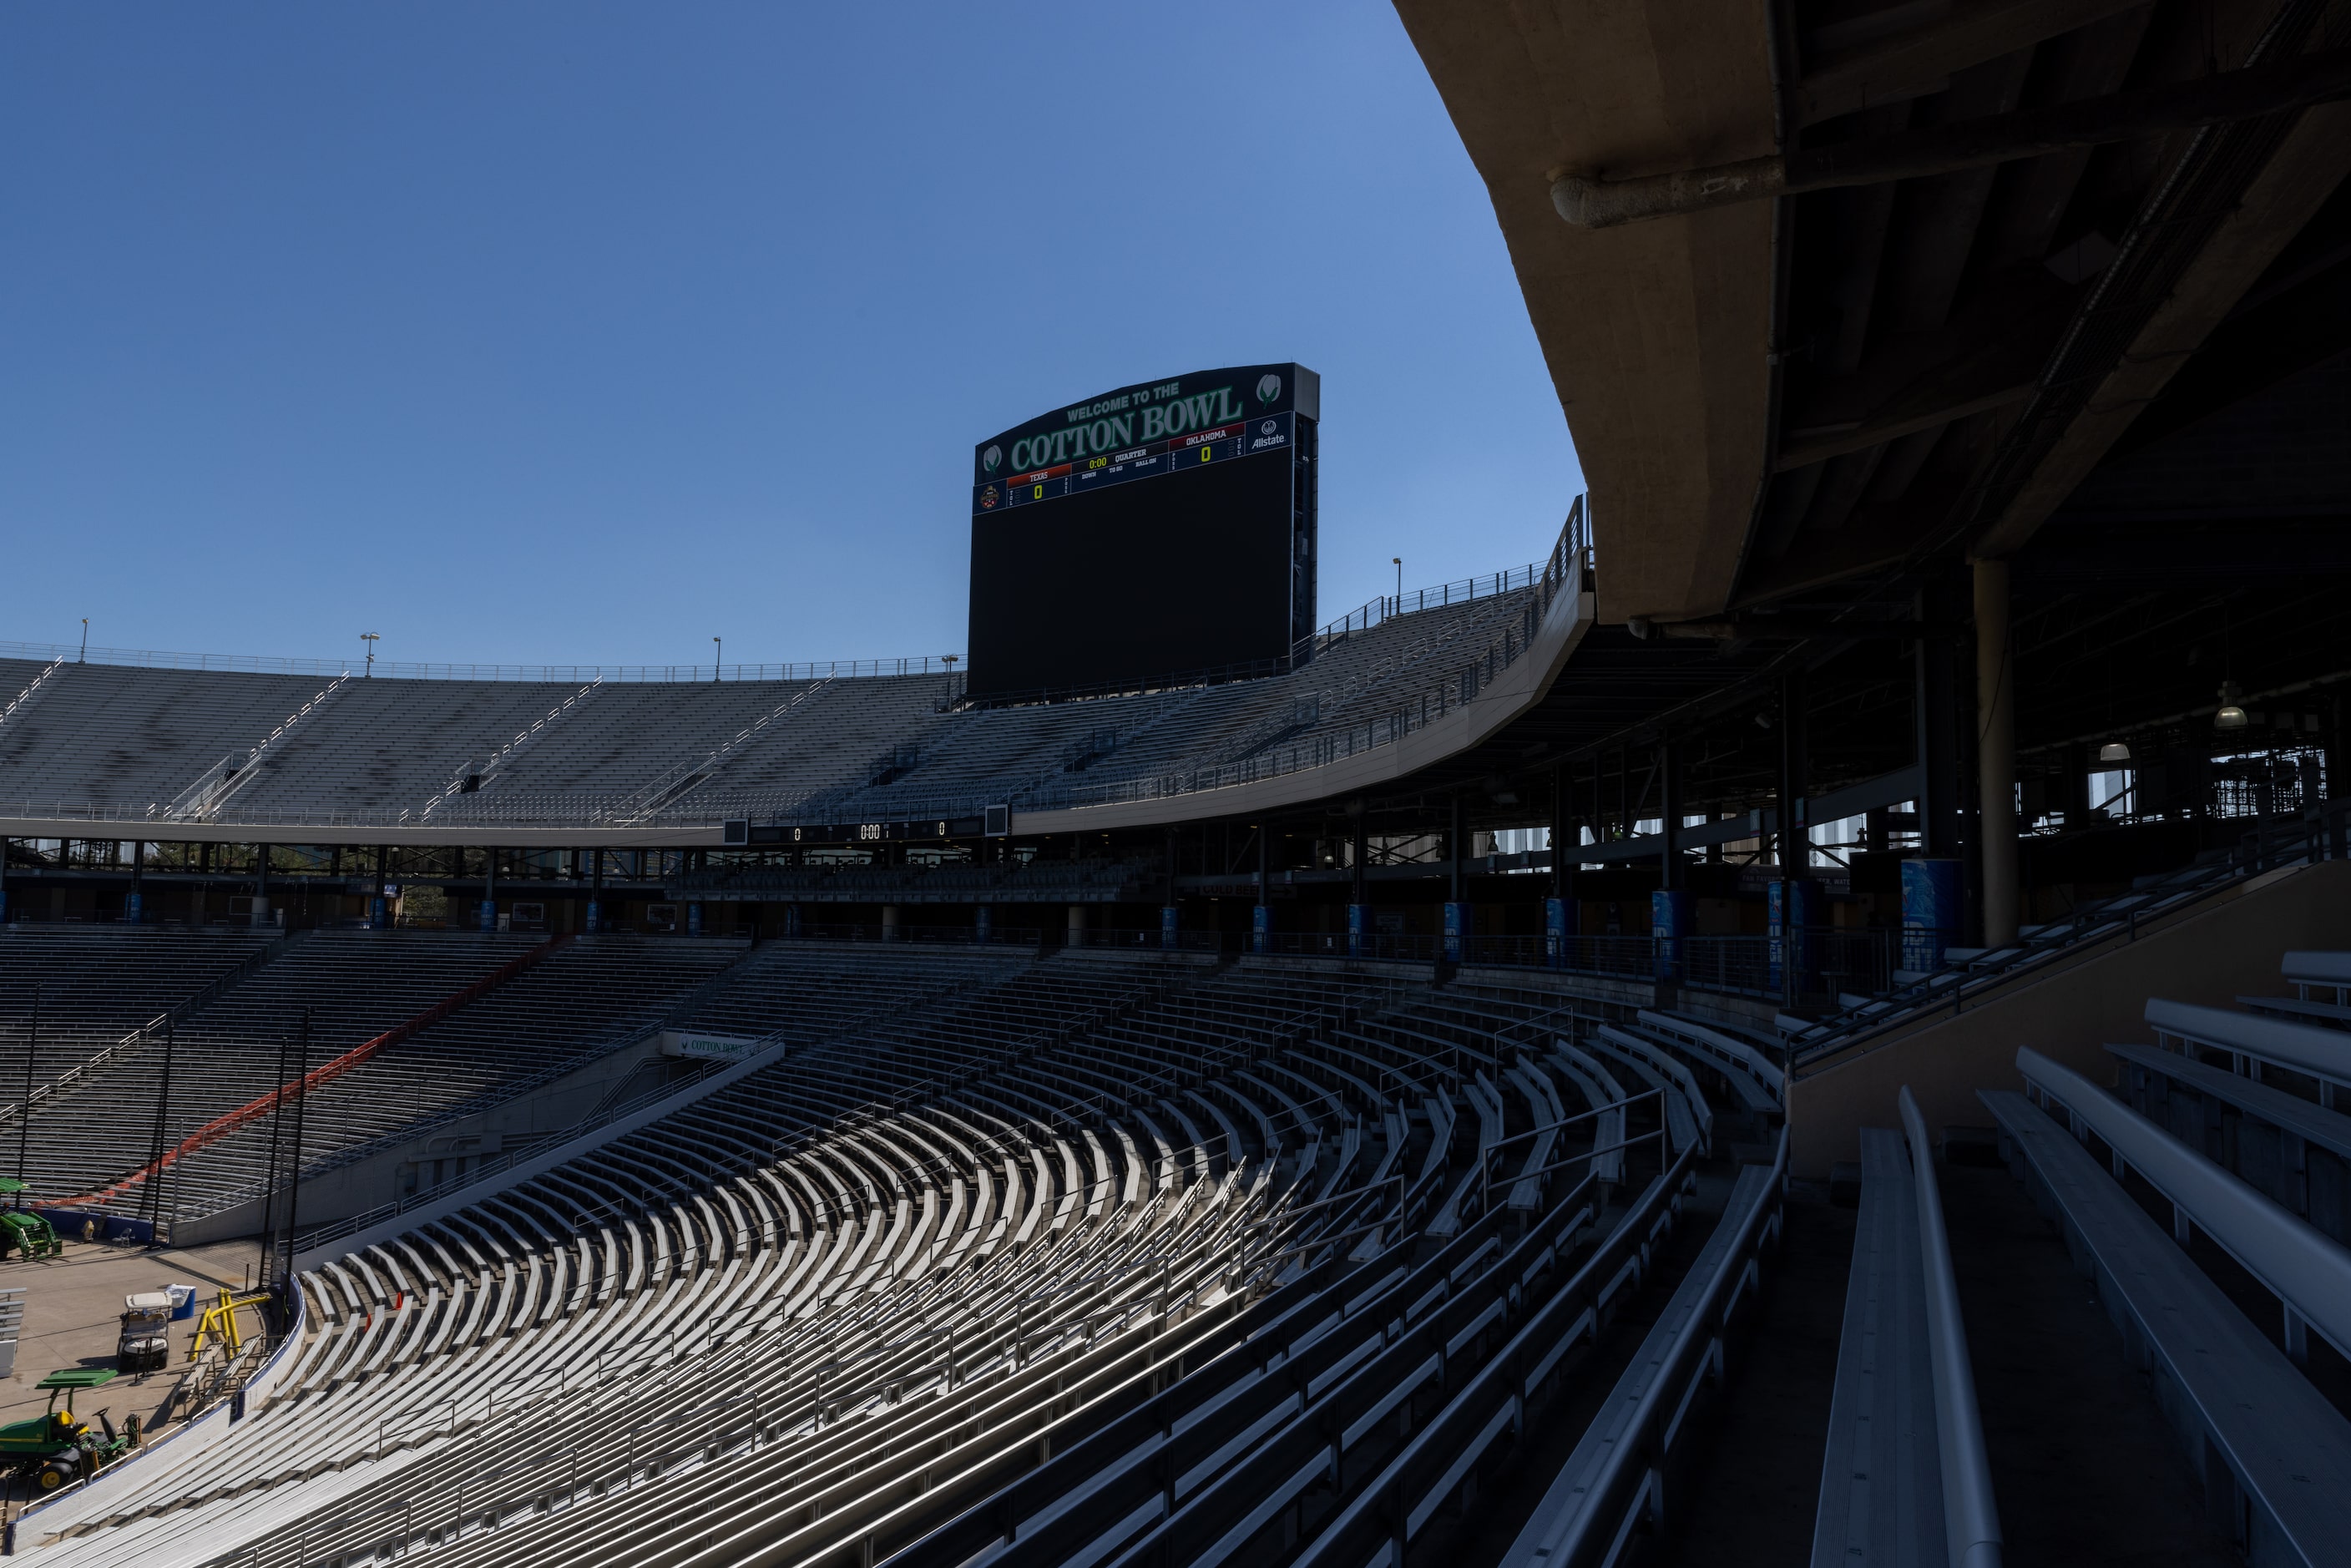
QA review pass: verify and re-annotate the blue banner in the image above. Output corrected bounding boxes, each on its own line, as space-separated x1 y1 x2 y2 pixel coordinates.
1902 858 1961 972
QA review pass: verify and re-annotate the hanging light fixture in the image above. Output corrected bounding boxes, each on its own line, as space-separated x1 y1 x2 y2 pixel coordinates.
2097 740 2132 763
2213 681 2248 731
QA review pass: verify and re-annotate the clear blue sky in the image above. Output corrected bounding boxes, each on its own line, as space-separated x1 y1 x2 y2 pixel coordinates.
2 3 1582 671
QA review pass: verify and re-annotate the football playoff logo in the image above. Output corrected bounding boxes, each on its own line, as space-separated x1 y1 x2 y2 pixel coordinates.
1256 374 1281 404
982 444 1002 473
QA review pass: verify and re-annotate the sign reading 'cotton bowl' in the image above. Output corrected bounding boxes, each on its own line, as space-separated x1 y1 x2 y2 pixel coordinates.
967 364 1321 701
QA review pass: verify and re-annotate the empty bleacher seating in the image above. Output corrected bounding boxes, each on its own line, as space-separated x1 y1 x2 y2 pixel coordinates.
17 947 1785 1568
0 565 1558 834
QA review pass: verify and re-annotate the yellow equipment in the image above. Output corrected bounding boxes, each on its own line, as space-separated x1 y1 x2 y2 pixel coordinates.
188 1287 273 1362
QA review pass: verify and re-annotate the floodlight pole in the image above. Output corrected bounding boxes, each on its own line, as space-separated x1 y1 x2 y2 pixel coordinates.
1393 559 1403 610
78 620 88 663
17 984 38 1186
144 1018 178 1229
361 632 380 677
281 1009 311 1287
714 637 722 682
259 1024 295 1289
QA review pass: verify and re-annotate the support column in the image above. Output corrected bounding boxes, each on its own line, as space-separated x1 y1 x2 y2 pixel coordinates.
882 904 900 942
482 848 500 932
1974 558 2020 948
255 843 272 924
1067 903 1086 948
1773 677 1807 1005
371 845 390 930
1252 822 1271 954
1652 741 1687 980
1443 794 1465 962
584 847 601 933
0 834 9 924
1348 809 1368 957
1546 767 1568 967
1164 826 1181 951
125 841 144 925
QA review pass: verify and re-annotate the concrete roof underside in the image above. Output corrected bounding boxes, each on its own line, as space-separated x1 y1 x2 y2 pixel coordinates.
1393 0 2351 637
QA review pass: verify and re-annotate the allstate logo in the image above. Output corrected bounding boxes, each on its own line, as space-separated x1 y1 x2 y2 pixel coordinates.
1261 420 1277 436
1256 374 1281 404
982 444 1002 473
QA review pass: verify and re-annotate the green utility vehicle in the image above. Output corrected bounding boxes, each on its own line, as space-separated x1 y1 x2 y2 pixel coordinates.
0 1369 139 1492
0 1180 60 1260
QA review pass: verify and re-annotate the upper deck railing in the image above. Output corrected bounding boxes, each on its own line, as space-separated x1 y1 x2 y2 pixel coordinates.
0 504 1590 832
0 643 963 685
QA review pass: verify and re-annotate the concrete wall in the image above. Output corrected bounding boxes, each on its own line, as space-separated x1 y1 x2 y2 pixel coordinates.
1787 857 2351 1180
172 1034 668 1246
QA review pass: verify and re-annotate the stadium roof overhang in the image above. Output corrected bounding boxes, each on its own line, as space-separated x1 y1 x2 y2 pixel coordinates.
1388 0 2351 781
1012 582 1600 836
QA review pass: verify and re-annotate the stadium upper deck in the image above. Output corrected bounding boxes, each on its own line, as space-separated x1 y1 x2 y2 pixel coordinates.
0 517 1586 846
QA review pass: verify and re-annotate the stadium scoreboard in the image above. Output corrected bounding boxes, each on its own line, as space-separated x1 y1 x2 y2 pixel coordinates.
967 363 1318 701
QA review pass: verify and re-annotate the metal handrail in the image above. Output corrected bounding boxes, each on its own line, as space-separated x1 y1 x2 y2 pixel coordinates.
1792 807 2346 1068
0 518 1590 840
1486 1131 1778 1568
0 642 968 685
290 952 1024 1255
1899 1085 2003 1568
1476 1126 1665 1216
0 656 66 736
0 928 299 1129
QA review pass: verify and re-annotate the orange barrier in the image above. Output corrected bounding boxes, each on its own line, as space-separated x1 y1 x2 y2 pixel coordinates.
76 934 573 1206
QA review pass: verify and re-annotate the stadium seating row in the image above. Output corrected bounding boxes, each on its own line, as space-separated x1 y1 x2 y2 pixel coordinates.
0 573 1550 832
1807 949 2351 1568
18 946 1777 1568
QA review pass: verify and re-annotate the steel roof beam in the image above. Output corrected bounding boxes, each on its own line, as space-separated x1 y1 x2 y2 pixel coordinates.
1551 47 2351 228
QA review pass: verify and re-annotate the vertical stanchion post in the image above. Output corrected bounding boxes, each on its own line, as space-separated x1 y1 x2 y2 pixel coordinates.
17 984 38 1186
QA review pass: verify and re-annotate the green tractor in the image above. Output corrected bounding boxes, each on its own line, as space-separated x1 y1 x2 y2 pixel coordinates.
0 1180 61 1260
0 1370 139 1493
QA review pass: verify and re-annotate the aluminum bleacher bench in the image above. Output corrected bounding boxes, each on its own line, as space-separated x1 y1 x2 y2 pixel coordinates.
2240 994 2351 1028
2146 998 2351 1109
2283 951 2351 1004
1809 1089 1999 1568
1812 1127 1945 1566
2108 1041 2351 1243
1980 1082 2351 1565
1491 1133 1785 1568
1631 1009 1783 1113
2015 1046 2351 1366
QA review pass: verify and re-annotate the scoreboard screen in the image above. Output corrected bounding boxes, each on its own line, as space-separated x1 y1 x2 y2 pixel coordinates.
967 363 1317 701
